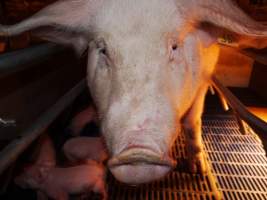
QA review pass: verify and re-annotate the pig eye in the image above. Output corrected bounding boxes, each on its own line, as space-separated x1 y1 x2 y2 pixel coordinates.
99 48 107 55
172 44 178 51
169 42 179 61
96 39 108 56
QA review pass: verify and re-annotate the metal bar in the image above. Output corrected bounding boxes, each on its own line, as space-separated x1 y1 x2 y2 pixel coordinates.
218 44 267 66
233 111 247 135
0 79 86 174
240 49 267 66
212 76 267 153
218 91 229 111
209 85 216 95
0 43 67 78
0 162 15 194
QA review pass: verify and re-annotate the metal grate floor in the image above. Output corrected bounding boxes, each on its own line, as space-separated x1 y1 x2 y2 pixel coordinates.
105 115 267 200
106 128 220 200
202 116 267 200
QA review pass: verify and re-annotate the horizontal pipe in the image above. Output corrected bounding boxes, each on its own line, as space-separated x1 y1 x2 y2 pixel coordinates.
240 49 267 66
0 79 86 174
212 76 267 153
218 44 267 66
0 43 68 78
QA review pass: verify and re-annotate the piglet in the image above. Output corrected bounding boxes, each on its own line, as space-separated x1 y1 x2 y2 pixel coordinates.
69 105 97 136
34 134 56 167
15 133 56 199
63 137 108 164
15 160 107 200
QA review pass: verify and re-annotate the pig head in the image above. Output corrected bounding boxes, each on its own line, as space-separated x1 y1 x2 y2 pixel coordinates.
2 0 267 184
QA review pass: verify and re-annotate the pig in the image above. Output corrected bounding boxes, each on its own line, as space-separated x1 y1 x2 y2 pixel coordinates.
34 134 56 168
15 160 107 200
2 0 267 184
69 105 98 136
15 133 56 200
63 137 108 163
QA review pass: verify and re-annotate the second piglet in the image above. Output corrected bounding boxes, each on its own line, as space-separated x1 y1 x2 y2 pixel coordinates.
34 134 56 167
63 137 108 164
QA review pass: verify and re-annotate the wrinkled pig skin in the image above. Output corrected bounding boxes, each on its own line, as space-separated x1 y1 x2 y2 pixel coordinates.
69 105 98 136
63 137 108 163
15 160 107 200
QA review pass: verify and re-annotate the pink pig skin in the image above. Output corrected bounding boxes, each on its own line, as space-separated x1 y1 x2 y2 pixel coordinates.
15 133 56 200
15 161 106 200
35 134 56 167
69 106 97 136
63 137 108 163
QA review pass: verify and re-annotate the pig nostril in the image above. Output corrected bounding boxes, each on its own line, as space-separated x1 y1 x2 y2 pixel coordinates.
172 44 178 51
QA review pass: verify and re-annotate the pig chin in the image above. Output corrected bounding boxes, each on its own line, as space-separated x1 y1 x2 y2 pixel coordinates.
107 143 177 184
109 163 171 185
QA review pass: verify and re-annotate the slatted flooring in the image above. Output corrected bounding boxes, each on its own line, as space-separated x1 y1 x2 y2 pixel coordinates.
203 116 267 200
106 130 220 200
104 114 267 200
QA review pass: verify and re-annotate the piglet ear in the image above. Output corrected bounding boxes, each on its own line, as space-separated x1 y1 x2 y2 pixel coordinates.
0 0 101 55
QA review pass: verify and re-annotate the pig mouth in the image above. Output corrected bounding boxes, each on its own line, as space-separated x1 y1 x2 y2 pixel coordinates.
108 147 176 167
108 147 177 184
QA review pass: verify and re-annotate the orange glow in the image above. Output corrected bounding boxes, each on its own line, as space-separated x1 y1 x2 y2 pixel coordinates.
247 107 267 123
201 43 220 76
0 42 5 53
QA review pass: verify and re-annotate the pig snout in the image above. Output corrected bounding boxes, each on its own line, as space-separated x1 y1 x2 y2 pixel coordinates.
108 147 176 184
107 130 177 184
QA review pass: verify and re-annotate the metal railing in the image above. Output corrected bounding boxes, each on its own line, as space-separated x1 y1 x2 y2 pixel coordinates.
212 76 267 153
240 49 267 66
0 43 67 78
0 79 86 174
0 43 86 175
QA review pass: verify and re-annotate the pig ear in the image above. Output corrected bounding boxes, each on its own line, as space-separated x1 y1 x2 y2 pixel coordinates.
183 0 267 49
196 23 267 50
0 0 98 55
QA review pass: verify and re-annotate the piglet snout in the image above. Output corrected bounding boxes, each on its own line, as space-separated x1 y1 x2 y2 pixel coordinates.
108 147 176 184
